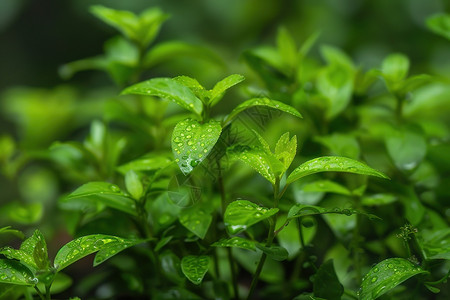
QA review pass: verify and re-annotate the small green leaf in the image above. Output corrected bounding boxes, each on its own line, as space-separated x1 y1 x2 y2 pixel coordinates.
381 53 410 85
61 182 137 216
172 118 222 175
117 152 173 174
181 255 210 285
426 13 450 40
224 200 279 234
209 74 245 106
173 76 208 101
275 132 297 172
256 244 289 261
90 5 138 41
223 97 302 126
0 259 36 286
211 237 256 251
302 180 352 196
124 170 144 200
121 78 203 116
313 260 343 300
287 156 388 185
54 234 144 271
179 206 212 239
277 27 298 70
359 258 428 300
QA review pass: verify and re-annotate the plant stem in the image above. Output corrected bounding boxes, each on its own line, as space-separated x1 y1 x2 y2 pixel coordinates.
353 196 362 285
246 178 281 300
34 286 45 300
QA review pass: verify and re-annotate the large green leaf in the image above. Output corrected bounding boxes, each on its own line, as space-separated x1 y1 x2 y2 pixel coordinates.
0 260 36 286
426 13 450 40
224 200 279 234
121 78 203 116
181 255 210 285
54 234 145 271
359 258 428 300
61 182 137 216
211 237 256 251
313 260 344 300
287 204 380 221
171 118 222 175
287 156 388 185
209 74 245 106
223 97 302 126
179 205 212 239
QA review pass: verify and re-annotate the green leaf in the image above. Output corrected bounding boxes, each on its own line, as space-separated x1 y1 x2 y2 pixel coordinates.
320 45 354 70
173 76 208 101
275 132 297 172
181 255 210 285
314 133 360 159
121 78 203 116
381 53 410 84
385 126 427 172
0 259 36 286
302 180 352 196
2 202 43 225
256 244 289 261
209 74 245 106
277 27 298 69
223 97 302 126
124 170 144 200
361 194 397 206
426 13 450 40
117 152 173 174
211 237 256 251
313 260 343 300
418 228 450 260
172 118 222 175
0 230 49 271
136 7 170 47
276 215 316 259
179 206 212 239
287 204 380 221
224 200 279 234
90 5 138 41
61 182 137 216
0 226 24 239
287 156 388 185
359 258 428 300
54 234 144 271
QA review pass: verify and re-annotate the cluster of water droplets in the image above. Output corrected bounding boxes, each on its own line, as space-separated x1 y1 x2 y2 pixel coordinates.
179 208 209 238
212 237 255 251
0 260 38 285
181 255 210 284
225 200 277 234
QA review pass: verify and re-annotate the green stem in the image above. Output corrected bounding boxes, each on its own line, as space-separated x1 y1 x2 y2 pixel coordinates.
34 286 45 300
353 196 362 285
45 282 52 300
246 178 281 300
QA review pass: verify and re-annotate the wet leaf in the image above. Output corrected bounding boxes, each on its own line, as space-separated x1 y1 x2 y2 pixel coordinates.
117 152 173 174
54 234 144 271
256 244 288 261
359 258 428 300
61 182 137 216
223 97 302 126
181 255 210 285
302 180 352 196
171 118 222 175
287 156 388 185
275 132 297 172
209 74 245 106
0 259 36 286
179 206 212 239
211 237 256 251
313 260 343 300
121 78 203 116
287 204 380 221
224 200 279 234
173 76 208 101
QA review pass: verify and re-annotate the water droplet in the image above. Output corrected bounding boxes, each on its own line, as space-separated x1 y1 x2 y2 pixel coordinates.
109 185 120 193
203 149 208 153
371 276 378 283
387 263 393 269
373 267 379 273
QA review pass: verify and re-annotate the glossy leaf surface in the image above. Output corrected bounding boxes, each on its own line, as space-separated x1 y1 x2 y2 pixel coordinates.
211 237 256 251
209 74 245 106
171 118 222 175
287 156 388 185
256 244 289 261
288 204 380 221
359 258 428 300
224 200 279 234
0 259 36 286
179 206 212 239
181 255 210 285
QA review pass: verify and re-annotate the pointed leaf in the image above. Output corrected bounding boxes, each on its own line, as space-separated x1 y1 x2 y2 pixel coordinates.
181 255 210 285
418 228 450 260
223 97 302 126
381 53 410 84
173 76 208 101
426 13 450 40
90 6 138 41
287 156 388 185
172 118 222 175
224 200 279 234
61 182 137 216
275 132 297 171
256 244 289 261
313 260 343 300
117 152 173 174
359 258 428 300
277 27 298 68
125 170 144 200
121 78 203 116
211 237 256 251
209 74 245 106
287 204 380 221
0 260 36 286
54 234 144 271
136 7 169 47
179 206 212 239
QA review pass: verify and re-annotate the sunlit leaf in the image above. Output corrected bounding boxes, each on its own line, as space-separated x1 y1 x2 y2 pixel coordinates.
211 237 256 251
209 74 245 106
224 200 279 234
117 152 173 174
121 78 203 116
61 182 137 216
287 156 388 185
275 132 297 172
359 258 428 300
381 53 409 86
181 255 210 285
171 118 222 175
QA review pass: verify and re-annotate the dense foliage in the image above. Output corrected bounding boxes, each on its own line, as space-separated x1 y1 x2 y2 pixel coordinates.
1 2 450 299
